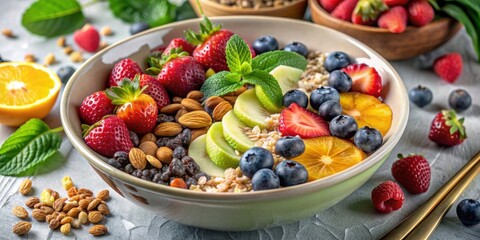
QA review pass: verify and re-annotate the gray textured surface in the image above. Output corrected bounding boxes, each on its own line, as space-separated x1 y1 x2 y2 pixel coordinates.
1 0 480 239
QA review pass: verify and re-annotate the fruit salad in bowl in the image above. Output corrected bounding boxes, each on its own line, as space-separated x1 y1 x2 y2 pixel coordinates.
61 16 408 231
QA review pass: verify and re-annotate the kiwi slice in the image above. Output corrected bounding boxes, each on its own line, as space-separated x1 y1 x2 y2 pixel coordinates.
233 89 272 129
222 110 254 153
205 122 241 169
188 135 225 177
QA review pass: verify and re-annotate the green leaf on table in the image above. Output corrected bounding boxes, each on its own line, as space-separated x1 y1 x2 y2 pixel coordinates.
108 0 177 27
0 119 62 176
243 69 283 107
225 35 252 74
21 0 85 37
252 50 308 72
200 71 244 100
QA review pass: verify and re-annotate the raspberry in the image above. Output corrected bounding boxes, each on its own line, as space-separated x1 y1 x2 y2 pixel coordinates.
433 53 463 83
371 181 404 213
392 154 431 194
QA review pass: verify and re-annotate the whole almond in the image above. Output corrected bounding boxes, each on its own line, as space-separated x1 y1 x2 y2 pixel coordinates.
79 199 89 210
89 225 108 236
222 96 236 105
13 222 31 235
181 98 203 111
178 111 212 128
67 207 81 218
88 211 103 223
61 216 74 224
87 199 101 211
12 206 28 219
18 179 32 195
49 218 60 230
77 188 93 197
146 155 162 169
41 206 54 215
53 198 67 212
186 90 204 101
98 203 110 215
172 96 183 103
67 186 78 198
140 133 157 144
156 147 173 164
175 107 188 122
78 211 88 224
160 103 182 114
46 214 55 223
154 122 182 137
34 202 44 209
60 223 71 235
25 197 40 208
96 189 110 201
234 86 247 96
191 127 209 142
205 96 226 109
129 148 147 170
63 200 79 212
212 101 233 121
139 141 158 156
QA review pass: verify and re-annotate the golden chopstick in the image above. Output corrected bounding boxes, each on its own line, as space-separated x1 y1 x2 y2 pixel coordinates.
381 151 480 240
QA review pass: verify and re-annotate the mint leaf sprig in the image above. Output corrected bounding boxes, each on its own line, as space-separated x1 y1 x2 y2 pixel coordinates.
0 119 63 176
200 35 308 107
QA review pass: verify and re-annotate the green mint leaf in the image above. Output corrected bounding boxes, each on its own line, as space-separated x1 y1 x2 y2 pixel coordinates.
200 71 244 99
240 62 253 75
0 119 62 176
21 0 85 37
225 35 252 74
226 72 242 83
243 69 283 107
108 0 177 27
252 50 308 72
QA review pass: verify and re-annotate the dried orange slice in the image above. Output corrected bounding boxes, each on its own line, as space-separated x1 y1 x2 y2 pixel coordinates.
339 92 392 136
0 62 61 126
293 136 366 181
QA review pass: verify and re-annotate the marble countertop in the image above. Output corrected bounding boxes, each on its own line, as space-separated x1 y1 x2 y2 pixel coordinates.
1 1 479 239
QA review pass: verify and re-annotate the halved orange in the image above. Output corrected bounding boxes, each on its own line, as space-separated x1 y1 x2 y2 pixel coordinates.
339 92 393 136
293 136 366 181
0 62 61 126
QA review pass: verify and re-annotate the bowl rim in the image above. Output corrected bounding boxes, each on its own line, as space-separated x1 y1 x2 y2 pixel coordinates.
308 0 456 33
191 0 307 14
61 16 409 201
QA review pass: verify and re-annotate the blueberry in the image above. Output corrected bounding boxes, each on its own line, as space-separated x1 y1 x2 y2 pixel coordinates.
283 89 308 108
129 131 139 147
194 172 210 181
173 146 187 159
239 147 274 178
166 138 183 150
275 136 305 158
353 127 383 153
309 86 340 110
456 199 480 226
130 22 150 35
252 36 278 54
182 156 200 176
328 70 352 92
325 51 352 72
409 85 433 108
168 158 185 178
152 173 162 182
284 42 309 58
449 89 472 112
56 66 76 84
107 158 122 169
113 151 129 167
124 164 134 174
251 169 280 191
329 115 358 139
179 128 191 145
275 160 308 187
185 177 197 188
318 100 342 121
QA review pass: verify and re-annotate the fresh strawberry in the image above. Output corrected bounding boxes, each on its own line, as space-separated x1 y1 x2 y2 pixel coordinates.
371 181 404 213
108 58 143 87
383 0 409 7
163 38 195 56
105 78 158 135
83 115 133 158
73 24 100 53
319 0 343 12
279 103 330 138
343 63 382 97
79 91 115 125
352 0 388 25
429 110 467 146
433 53 463 83
138 74 170 109
331 0 359 22
407 0 434 27
378 6 408 33
149 49 205 97
392 154 431 194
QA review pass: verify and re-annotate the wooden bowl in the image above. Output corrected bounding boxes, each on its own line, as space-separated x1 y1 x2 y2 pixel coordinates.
188 0 307 19
309 0 462 60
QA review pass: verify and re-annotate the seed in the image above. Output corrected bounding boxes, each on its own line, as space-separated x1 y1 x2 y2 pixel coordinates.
70 51 83 62
96 189 110 201
49 218 60 230
63 46 74 55
139 141 158 156
67 186 78 197
156 147 173 164
67 207 81 218
12 222 31 235
44 53 56 66
62 175 74 190
32 209 46 221
18 178 32 195
53 197 67 212
89 225 108 236
24 54 36 63
97 203 110 215
146 155 162 169
78 211 88 224
87 198 101 211
100 26 113 36
2 28 14 38
25 197 40 208
60 223 71 235
140 133 157 144
77 188 93 197
57 36 66 47
88 211 103 223
12 206 28 219
41 206 55 215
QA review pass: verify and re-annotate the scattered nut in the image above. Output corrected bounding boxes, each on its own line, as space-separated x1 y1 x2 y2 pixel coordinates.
78 211 88 224
160 103 182 114
156 146 173 164
178 111 212 128
49 218 60 230
34 202 44 209
47 189 60 200
24 54 36 63
63 200 79 212
139 141 158 156
67 207 81 218
88 211 103 224
60 223 71 235
96 189 110 201
89 224 108 236
146 155 162 169
87 198 101 211
57 36 66 47
63 46 74 55
67 186 78 197
212 101 233 121
186 90 204 101
70 51 83 62
79 199 89 210
77 188 93 197
12 206 28 219
41 206 55 215
181 98 203 111
97 203 110 215
2 28 14 38
99 41 109 50
25 197 40 208
44 53 56 66
62 176 74 190
129 148 147 170
13 222 31 236
100 26 113 36
140 133 157 144
32 209 47 221
18 178 32 195
154 122 183 137
61 216 74 225
40 189 55 206
205 96 226 109
53 198 66 212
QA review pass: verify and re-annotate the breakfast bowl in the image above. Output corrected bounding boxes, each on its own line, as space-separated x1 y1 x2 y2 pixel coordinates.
60 16 409 231
308 0 462 60
189 0 307 19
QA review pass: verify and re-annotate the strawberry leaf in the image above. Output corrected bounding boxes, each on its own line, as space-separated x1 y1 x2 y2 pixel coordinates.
243 70 283 107
0 119 63 176
200 71 244 100
225 35 252 74
252 50 308 72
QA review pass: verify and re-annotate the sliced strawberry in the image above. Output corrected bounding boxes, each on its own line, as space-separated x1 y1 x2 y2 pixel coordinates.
343 63 382 97
279 103 330 138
